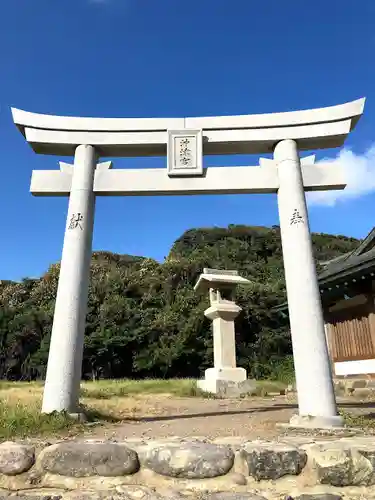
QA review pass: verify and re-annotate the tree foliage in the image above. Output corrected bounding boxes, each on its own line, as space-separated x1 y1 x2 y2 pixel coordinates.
0 225 358 381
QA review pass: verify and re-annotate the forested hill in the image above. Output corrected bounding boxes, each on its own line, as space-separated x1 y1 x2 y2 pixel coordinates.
0 225 359 382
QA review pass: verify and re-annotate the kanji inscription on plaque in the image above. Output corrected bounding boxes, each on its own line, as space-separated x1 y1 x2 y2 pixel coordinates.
167 129 203 177
178 137 194 167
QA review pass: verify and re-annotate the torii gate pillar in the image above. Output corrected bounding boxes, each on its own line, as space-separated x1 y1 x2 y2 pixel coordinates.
42 145 97 413
275 139 340 427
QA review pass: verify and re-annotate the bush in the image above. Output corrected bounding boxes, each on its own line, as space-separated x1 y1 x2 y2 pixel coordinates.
268 355 295 385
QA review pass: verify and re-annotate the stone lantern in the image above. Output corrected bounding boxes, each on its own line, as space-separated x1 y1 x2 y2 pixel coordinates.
194 268 255 397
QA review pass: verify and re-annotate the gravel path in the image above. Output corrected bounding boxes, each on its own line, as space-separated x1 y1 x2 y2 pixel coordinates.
82 395 375 441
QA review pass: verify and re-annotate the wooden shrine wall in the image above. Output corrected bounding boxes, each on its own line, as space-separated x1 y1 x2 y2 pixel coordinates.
325 293 375 371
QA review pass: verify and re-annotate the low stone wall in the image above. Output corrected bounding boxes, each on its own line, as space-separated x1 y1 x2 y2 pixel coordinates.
286 379 375 399
333 378 375 398
2 436 375 499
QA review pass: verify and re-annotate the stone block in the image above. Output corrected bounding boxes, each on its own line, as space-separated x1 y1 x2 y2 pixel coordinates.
291 495 342 500
1 497 62 500
332 381 346 395
351 388 374 399
115 485 185 500
350 380 368 389
61 494 105 500
204 494 267 500
38 442 139 477
197 378 256 398
143 441 234 479
306 442 375 486
0 442 35 476
241 442 307 480
289 414 344 429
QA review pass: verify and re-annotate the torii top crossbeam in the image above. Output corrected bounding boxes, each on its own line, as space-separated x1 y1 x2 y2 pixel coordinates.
12 98 365 157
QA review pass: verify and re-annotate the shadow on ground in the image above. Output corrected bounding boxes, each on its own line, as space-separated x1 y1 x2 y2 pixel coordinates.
85 400 375 424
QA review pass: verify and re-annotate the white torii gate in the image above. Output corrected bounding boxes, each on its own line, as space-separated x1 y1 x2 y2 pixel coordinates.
12 98 365 428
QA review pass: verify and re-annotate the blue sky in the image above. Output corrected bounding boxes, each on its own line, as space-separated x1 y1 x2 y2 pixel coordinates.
1 0 375 280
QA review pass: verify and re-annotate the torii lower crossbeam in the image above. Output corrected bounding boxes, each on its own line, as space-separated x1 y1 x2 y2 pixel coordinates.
30 162 345 197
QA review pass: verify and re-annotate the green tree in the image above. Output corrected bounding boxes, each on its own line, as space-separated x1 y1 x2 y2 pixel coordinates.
0 226 359 381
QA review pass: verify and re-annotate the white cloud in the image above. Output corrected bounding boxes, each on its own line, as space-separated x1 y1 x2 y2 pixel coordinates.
307 144 375 207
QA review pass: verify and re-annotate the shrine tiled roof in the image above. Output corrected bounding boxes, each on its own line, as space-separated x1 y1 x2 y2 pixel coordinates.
318 226 375 283
273 226 375 313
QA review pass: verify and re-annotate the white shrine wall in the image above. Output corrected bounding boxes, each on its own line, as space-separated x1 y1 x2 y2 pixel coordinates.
334 358 375 376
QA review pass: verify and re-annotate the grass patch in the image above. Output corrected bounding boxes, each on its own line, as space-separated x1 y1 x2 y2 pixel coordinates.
80 378 288 400
0 379 201 439
0 381 42 391
340 410 375 430
0 377 290 439
80 378 198 399
249 380 287 397
0 400 80 439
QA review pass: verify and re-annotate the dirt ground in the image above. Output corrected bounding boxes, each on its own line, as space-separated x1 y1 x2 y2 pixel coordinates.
82 395 375 441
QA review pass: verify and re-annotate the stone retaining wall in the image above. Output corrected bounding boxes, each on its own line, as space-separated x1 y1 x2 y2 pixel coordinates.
285 379 375 399
333 378 375 398
2 436 375 499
